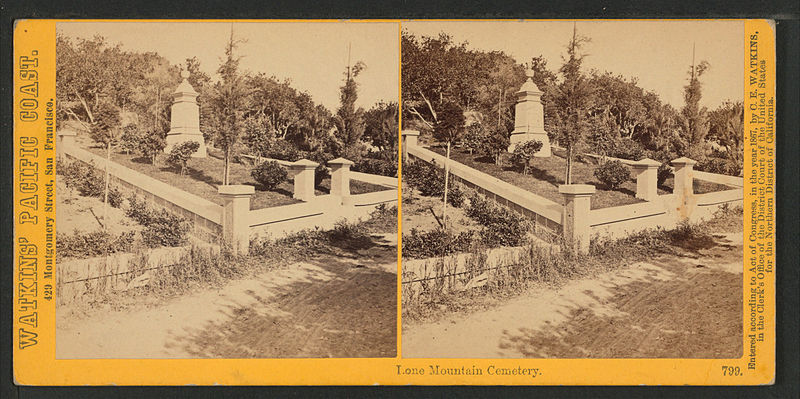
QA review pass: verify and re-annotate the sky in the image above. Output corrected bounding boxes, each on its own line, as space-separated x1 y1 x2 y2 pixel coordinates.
404 20 744 109
57 21 400 111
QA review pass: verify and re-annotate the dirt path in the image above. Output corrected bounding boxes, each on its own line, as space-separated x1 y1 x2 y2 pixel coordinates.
57 235 397 359
402 233 743 358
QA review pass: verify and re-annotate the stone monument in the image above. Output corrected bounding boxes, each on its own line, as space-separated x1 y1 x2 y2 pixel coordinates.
508 67 551 157
165 69 207 158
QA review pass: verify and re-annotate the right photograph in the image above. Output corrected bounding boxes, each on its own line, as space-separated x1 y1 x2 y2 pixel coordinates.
400 20 745 358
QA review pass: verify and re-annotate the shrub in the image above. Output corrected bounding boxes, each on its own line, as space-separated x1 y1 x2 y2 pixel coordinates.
59 159 105 197
251 160 287 190
58 159 123 207
657 163 672 187
510 140 543 174
139 130 166 165
119 124 141 155
465 194 527 247
268 140 301 162
481 126 511 165
353 158 397 177
140 209 191 248
167 141 200 175
608 137 647 161
594 160 631 190
57 230 135 260
402 228 474 259
403 159 464 207
126 196 191 248
697 156 741 176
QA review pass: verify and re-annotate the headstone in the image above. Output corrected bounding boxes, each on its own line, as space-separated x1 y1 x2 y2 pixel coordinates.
165 69 207 158
508 68 551 157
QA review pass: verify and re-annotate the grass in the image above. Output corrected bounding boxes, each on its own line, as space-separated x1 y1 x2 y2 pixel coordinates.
85 145 389 210
428 145 735 209
402 204 744 322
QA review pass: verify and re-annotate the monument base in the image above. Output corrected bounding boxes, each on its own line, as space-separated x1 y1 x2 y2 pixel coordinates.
165 132 207 158
508 131 551 157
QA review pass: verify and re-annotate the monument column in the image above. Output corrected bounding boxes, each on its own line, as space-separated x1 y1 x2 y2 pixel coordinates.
508 68 551 157
165 70 207 158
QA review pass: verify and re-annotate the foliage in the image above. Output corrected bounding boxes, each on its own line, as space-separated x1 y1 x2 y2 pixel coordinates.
401 32 526 133
139 130 167 165
403 159 464 207
509 140 543 174
57 230 136 260
119 124 141 155
58 159 123 207
706 101 744 175
206 30 250 185
166 141 200 175
607 137 647 161
465 194 527 247
352 158 398 177
593 160 631 190
305 150 334 187
267 139 302 162
363 101 399 154
677 60 711 160
89 100 122 148
697 156 741 176
244 74 333 153
126 196 191 248
251 160 287 190
550 25 594 184
657 163 673 187
432 100 466 144
140 210 191 248
332 61 367 156
402 228 475 259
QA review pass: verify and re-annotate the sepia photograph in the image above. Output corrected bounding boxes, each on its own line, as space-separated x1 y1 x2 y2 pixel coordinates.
54 21 400 359
400 20 746 358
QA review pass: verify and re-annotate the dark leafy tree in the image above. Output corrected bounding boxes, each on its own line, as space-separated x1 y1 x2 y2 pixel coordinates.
167 141 200 175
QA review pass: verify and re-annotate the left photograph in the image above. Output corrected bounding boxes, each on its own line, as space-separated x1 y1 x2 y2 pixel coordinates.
54 21 400 359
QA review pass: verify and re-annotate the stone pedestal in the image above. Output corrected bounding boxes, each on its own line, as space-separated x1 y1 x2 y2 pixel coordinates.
559 184 595 254
402 130 420 162
671 157 697 219
632 158 662 201
165 71 207 158
219 185 254 255
508 70 551 157
288 159 319 202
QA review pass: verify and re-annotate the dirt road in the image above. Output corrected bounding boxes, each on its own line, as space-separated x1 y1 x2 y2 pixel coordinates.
402 233 743 358
57 235 397 359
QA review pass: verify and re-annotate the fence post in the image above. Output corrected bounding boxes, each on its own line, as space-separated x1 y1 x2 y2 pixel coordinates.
671 157 697 219
328 157 354 206
218 185 254 255
632 158 661 201
559 184 595 254
402 130 420 162
288 159 319 202
57 128 77 159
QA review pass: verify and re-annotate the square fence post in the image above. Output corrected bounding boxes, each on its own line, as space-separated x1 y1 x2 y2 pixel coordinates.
328 157 354 206
559 184 596 254
218 185 254 255
288 159 319 202
57 129 77 159
402 130 420 162
632 158 661 201
671 157 697 219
